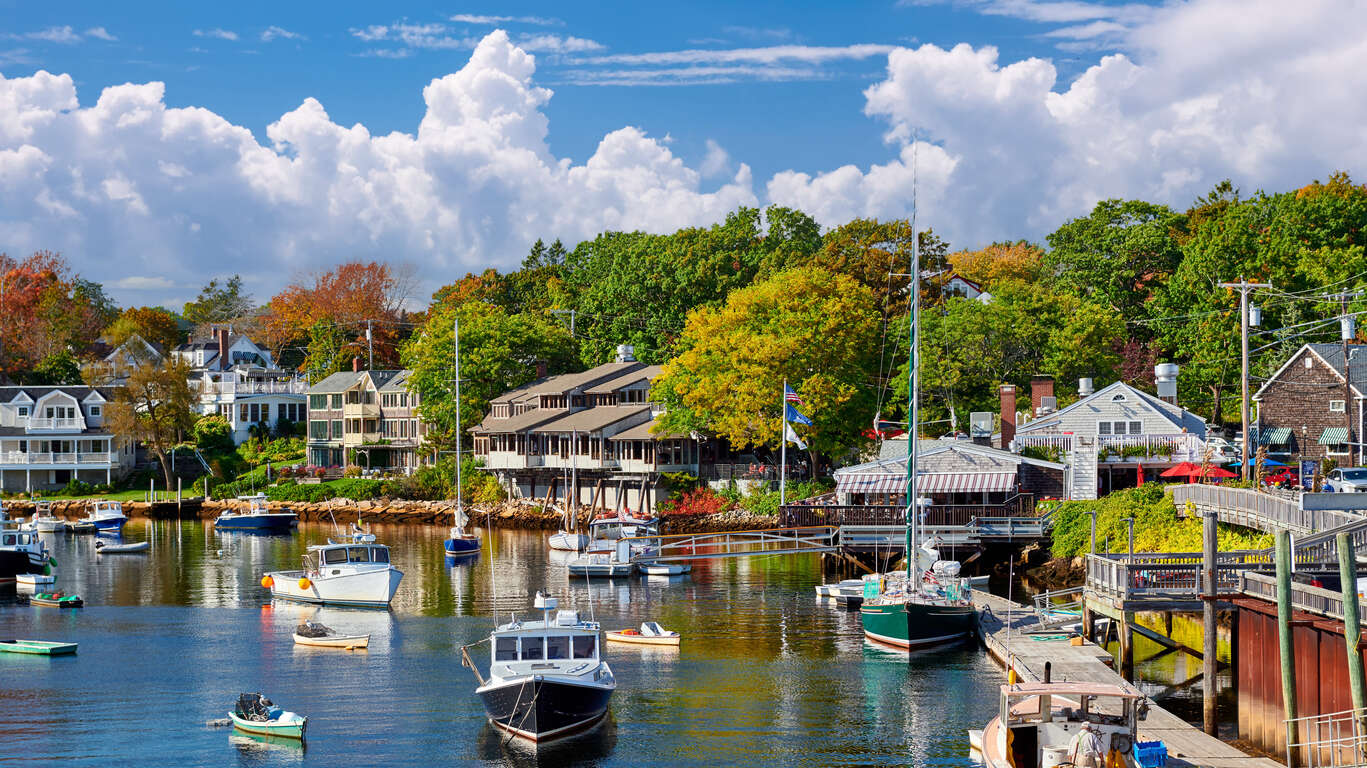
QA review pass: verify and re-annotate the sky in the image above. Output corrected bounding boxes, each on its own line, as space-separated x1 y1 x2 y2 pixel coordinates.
2 0 1365 310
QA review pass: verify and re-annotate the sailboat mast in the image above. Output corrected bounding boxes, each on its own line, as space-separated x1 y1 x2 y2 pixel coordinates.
906 208 920 583
454 317 463 525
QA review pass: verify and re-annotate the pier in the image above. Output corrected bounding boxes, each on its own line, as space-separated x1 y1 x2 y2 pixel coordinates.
974 589 1282 768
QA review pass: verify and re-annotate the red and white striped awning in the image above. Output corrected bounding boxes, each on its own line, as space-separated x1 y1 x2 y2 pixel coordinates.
835 471 1017 495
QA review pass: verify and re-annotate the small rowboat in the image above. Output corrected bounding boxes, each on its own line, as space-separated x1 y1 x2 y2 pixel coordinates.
16 573 56 587
95 540 150 554
229 693 307 740
639 562 691 576
606 621 681 646
0 639 77 656
29 592 83 608
292 620 369 650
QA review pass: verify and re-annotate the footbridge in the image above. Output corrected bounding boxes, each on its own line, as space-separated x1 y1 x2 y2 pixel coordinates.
618 526 839 562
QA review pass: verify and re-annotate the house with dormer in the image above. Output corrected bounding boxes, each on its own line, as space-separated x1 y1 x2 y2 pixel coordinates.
0 385 135 492
176 328 307 443
1252 342 1367 466
1009 377 1208 500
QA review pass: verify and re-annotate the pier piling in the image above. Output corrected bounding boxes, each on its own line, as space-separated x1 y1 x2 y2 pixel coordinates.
1337 532 1366 714
1203 508 1218 735
1276 529 1298 766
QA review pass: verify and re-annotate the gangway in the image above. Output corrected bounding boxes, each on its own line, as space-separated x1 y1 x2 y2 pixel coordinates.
619 526 838 563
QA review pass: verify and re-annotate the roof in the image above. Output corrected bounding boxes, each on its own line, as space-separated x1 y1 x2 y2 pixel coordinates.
1004 682 1141 699
866 438 1067 471
307 370 404 394
490 377 553 405
0 385 116 404
519 361 647 398
471 407 568 434
378 370 411 392
584 365 663 395
1015 380 1206 435
610 415 687 441
1254 343 1367 401
0 426 111 437
531 405 652 434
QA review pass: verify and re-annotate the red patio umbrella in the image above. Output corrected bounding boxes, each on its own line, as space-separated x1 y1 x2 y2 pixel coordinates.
1159 462 1202 478
1136 462 1144 486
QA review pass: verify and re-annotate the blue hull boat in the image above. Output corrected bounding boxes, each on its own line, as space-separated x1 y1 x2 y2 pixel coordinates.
215 513 298 532
91 517 126 535
443 535 480 556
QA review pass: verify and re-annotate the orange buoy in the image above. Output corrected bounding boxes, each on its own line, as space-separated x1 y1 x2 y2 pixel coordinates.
298 577 312 590
260 575 274 589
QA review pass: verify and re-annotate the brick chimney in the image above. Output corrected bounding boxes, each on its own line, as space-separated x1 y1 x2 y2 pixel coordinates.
352 356 361 373
216 328 229 371
535 360 549 378
1031 375 1055 416
1000 384 1017 450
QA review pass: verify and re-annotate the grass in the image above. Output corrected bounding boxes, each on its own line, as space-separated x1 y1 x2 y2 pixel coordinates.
26 489 150 502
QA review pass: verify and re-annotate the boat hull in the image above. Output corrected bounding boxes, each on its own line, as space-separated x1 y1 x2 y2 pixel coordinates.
0 639 77 655
292 633 370 649
638 563 690 576
605 631 680 646
29 595 82 608
89 517 127 534
0 550 47 581
228 712 307 739
860 599 976 650
268 566 403 608
96 541 150 554
444 536 480 556
478 676 613 744
548 532 589 552
567 562 634 578
33 520 64 533
215 514 298 532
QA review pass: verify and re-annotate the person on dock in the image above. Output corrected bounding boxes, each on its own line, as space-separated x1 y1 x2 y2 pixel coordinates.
1068 721 1104 768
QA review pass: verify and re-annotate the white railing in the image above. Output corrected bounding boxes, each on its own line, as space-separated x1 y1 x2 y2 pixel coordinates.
200 379 307 396
1015 434 1074 452
1097 433 1205 463
0 451 114 465
27 417 85 431
1286 707 1367 767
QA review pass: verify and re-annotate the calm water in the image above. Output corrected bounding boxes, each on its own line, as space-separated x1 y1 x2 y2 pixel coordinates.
0 521 1002 767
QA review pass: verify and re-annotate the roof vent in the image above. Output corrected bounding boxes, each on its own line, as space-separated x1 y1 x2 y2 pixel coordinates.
615 344 636 363
1078 378 1094 397
1155 363 1179 404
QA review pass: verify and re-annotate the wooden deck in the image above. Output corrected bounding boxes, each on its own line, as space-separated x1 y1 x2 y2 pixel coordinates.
973 590 1282 768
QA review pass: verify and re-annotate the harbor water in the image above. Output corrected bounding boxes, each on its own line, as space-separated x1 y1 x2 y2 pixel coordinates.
0 520 1002 767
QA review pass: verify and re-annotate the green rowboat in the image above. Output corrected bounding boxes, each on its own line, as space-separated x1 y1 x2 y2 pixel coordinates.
0 639 78 656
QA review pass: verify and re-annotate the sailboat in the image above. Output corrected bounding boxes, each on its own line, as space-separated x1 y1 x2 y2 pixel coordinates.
444 315 481 557
858 215 976 651
549 430 589 552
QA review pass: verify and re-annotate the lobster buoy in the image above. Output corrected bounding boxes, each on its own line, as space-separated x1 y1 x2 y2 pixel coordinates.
260 575 274 589
298 577 312 591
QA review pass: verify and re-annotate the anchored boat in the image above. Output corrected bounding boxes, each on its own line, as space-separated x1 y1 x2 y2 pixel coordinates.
229 693 307 740
292 620 369 649
28 592 82 608
262 539 403 607
0 514 53 582
465 593 615 744
214 495 298 532
442 316 481 558
606 622 680 646
0 639 77 656
94 539 150 554
567 552 634 578
30 501 65 533
79 500 127 535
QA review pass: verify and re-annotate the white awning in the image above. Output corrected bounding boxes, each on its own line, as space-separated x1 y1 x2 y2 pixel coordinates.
835 471 1017 495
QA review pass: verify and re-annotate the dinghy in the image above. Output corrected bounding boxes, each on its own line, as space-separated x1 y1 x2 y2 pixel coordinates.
229 693 307 740
95 539 150 554
292 620 370 649
16 573 55 587
606 622 681 646
28 592 82 608
638 562 690 576
0 639 77 656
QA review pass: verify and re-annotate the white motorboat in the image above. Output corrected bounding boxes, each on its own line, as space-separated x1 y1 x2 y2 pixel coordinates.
606 621 681 646
16 572 55 586
0 511 53 582
815 578 864 599
79 500 127 535
975 681 1147 768
585 514 659 558
263 540 403 607
567 552 635 578
638 562 691 576
94 539 150 554
31 502 65 533
465 593 615 744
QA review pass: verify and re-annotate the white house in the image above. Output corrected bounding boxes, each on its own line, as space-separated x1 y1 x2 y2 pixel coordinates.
1009 378 1208 500
0 386 135 492
178 328 306 443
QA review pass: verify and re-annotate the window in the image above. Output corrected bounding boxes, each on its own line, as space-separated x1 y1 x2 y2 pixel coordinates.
331 420 343 439
17 407 28 417
1328 442 1351 456
546 636 570 660
495 637 518 661
371 547 389 563
249 404 261 423
1331 400 1347 413
309 394 327 410
1098 420 1141 436
347 547 370 563
1305 356 1314 369
330 394 342 409
89 406 101 417
572 635 597 659
239 404 248 423
520 637 544 661
323 548 347 565
309 421 328 439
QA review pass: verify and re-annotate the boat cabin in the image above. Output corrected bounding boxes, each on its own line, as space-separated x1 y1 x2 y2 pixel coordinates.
0 529 40 548
235 494 269 513
588 515 658 541
994 682 1144 768
489 595 602 676
86 500 124 517
306 542 392 571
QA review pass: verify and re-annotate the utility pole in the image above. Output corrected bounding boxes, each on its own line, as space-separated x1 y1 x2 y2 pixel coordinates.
550 309 576 337
1218 279 1272 482
366 320 374 370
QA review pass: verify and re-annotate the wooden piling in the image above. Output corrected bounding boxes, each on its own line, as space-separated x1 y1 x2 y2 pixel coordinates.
1337 532 1366 714
1203 508 1218 735
1276 529 1298 766
1119 611 1134 679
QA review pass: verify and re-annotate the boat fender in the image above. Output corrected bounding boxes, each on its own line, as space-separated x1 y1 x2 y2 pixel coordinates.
298 577 312 590
261 575 274 589
1007 666 1019 685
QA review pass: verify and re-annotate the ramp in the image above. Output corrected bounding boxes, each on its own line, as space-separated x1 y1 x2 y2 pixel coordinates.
621 526 838 562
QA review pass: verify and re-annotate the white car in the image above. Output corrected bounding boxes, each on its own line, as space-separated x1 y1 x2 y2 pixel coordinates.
1326 468 1367 493
1204 437 1238 464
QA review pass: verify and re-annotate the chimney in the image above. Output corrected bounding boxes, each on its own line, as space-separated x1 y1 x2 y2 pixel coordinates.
615 344 636 363
1078 377 1094 397
217 328 229 371
999 384 1017 450
535 360 549 378
1155 363 1179 405
352 356 361 373
1031 375 1055 417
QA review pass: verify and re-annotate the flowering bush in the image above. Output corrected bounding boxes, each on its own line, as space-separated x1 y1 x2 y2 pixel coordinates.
312 466 328 479
659 487 729 517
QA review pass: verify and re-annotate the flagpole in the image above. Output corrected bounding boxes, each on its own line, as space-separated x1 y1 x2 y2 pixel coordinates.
780 378 788 507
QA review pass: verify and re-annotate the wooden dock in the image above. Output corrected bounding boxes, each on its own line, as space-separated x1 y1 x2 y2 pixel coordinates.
973 590 1282 768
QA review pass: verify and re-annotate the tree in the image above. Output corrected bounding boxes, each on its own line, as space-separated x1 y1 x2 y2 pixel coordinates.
653 266 881 459
401 301 580 450
0 251 117 376
24 351 83 385
183 275 255 327
304 320 357 383
947 241 1049 287
106 359 197 488
104 306 182 352
262 261 415 366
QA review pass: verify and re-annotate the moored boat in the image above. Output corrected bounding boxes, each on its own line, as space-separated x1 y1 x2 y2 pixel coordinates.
567 552 634 578
214 495 298 532
229 693 307 740
29 591 82 608
94 539 150 554
815 578 863 599
31 502 65 533
638 562 690 576
548 530 589 552
0 639 77 656
262 540 403 607
465 593 615 744
0 511 53 582
975 681 1146 768
292 620 370 649
606 622 680 646
66 521 95 534
16 573 55 587
80 500 127 535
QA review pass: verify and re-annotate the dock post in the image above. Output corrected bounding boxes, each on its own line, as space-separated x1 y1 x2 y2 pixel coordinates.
1082 601 1094 640
1276 529 1298 766
1203 508 1218 735
1119 611 1134 679
1337 532 1366 714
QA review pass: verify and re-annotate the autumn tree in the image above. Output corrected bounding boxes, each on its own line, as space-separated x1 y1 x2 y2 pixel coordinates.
0 251 117 376
653 266 881 459
947 241 1049 287
104 306 183 352
106 358 197 488
263 261 415 367
401 301 580 450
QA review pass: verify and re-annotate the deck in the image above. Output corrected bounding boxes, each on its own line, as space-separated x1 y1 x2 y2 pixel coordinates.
973 590 1282 768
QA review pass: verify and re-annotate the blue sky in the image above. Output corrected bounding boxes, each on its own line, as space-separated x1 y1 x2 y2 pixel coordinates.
1 0 1361 308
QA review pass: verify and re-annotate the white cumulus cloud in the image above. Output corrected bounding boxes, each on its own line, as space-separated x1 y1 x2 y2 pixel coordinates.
261 26 304 43
193 28 239 41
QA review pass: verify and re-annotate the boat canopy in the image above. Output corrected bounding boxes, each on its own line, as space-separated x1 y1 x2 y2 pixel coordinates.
308 543 391 565
1002 682 1142 699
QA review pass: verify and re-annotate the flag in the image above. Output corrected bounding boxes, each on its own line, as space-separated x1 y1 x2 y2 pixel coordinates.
786 404 812 426
784 423 808 451
784 384 804 405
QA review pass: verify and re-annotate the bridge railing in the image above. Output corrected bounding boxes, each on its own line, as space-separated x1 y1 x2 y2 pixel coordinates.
1240 571 1348 621
779 495 1040 528
1085 551 1273 602
619 526 839 562
1285 706 1367 767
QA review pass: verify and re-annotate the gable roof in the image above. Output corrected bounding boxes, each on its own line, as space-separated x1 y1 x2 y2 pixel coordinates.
866 438 1067 472
1253 342 1367 401
1015 380 1206 435
584 365 663 395
307 370 405 394
0 385 116 404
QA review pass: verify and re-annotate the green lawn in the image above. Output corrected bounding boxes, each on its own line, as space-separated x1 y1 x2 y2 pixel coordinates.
31 489 153 502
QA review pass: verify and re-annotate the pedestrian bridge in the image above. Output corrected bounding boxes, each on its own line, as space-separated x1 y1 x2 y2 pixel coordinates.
619 526 839 562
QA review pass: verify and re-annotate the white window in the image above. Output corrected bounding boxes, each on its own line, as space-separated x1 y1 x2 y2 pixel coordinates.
1305 356 1314 369
1329 441 1351 456
89 406 101 417
1331 400 1346 413
1098 420 1142 436
17 407 28 417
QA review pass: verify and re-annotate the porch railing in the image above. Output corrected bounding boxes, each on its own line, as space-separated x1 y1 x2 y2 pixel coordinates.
1097 433 1205 463
779 494 1039 528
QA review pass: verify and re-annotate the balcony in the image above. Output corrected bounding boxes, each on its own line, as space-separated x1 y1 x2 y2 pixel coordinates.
1097 433 1205 463
341 431 382 447
27 417 86 432
199 379 307 396
0 451 114 466
342 402 380 419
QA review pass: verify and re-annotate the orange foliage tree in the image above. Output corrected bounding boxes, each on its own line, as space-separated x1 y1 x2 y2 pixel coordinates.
262 261 415 369
0 251 117 377
947 241 1049 287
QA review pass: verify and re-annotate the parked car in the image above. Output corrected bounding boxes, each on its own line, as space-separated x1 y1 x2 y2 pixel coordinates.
1326 467 1367 492
1264 468 1300 488
1204 437 1238 464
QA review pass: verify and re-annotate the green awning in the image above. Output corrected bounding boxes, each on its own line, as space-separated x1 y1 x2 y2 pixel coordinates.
1259 427 1292 445
1319 427 1349 445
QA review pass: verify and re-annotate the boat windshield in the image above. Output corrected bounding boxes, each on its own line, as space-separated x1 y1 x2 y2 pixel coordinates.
322 548 347 565
573 635 597 659
546 636 570 659
520 637 544 660
495 637 517 661
371 547 389 563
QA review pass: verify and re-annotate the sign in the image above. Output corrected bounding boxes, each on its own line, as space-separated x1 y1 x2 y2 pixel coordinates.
1300 459 1318 485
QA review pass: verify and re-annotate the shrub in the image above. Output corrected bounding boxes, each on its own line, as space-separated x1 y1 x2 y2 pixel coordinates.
193 415 235 454
343 464 363 478
660 487 728 517
1050 485 1273 558
59 478 96 497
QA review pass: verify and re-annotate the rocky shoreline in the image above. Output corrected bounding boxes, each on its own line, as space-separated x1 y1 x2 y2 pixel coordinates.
2 497 783 536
